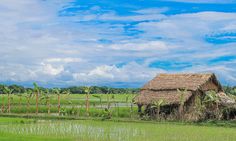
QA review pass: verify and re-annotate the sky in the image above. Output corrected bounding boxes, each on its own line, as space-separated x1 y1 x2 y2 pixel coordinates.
0 0 236 88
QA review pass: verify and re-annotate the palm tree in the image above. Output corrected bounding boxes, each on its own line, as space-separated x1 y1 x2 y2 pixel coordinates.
84 86 91 116
53 88 61 115
3 86 13 113
33 83 40 115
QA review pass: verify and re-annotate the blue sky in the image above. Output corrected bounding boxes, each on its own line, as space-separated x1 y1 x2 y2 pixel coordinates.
0 0 236 87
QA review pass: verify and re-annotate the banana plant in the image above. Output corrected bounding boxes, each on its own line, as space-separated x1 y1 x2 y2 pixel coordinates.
1 92 5 113
3 86 13 113
177 88 187 118
203 90 219 105
40 89 52 115
33 83 40 115
92 95 102 108
84 86 91 116
111 94 120 116
125 94 130 107
204 90 220 119
52 88 61 115
106 88 111 109
16 93 23 111
24 89 33 114
151 99 165 119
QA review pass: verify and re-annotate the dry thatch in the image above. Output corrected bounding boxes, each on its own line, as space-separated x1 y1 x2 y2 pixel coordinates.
142 73 222 91
135 73 222 105
218 92 236 107
135 90 192 105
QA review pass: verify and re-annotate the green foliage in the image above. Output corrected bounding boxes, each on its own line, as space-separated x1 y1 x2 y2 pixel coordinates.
203 90 219 104
223 86 236 95
177 88 187 106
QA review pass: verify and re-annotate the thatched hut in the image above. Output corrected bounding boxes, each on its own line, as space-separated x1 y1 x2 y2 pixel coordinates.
135 73 236 120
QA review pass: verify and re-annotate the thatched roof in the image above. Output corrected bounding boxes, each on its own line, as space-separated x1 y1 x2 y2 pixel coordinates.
142 73 221 91
135 73 222 105
135 90 192 105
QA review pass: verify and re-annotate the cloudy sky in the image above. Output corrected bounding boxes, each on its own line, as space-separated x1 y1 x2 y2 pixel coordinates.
0 0 236 87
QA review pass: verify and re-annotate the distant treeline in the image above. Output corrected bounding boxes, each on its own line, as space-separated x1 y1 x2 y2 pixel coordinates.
0 84 140 94
0 84 236 95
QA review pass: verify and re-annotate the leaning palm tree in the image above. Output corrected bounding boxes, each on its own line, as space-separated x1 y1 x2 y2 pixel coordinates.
52 88 61 115
33 83 40 115
84 86 91 116
3 86 13 113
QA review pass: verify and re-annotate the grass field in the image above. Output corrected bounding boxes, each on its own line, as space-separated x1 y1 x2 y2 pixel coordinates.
0 117 235 141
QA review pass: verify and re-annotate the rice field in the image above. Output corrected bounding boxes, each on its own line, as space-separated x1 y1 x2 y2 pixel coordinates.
0 94 135 106
0 117 235 141
0 94 138 119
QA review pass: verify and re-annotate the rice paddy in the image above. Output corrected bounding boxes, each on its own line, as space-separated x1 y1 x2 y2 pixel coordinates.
0 117 235 141
0 94 235 141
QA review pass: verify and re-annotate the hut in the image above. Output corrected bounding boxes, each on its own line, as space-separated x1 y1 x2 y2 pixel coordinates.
135 73 236 120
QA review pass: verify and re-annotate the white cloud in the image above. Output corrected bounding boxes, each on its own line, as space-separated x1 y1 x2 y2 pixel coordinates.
109 41 171 51
73 62 166 86
134 8 169 14
0 1 236 87
44 58 83 63
41 63 64 76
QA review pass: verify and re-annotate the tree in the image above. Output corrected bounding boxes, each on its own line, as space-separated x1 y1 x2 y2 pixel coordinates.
16 93 23 111
52 88 61 115
40 89 52 115
106 88 111 109
177 88 187 119
151 99 165 120
84 86 91 116
1 92 5 113
92 95 102 108
24 89 33 114
3 86 13 113
33 83 40 115
203 90 221 119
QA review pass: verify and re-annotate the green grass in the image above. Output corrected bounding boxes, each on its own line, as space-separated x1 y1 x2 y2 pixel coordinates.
0 117 235 141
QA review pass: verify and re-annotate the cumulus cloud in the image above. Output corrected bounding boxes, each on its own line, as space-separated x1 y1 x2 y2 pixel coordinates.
72 62 165 86
0 1 236 87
